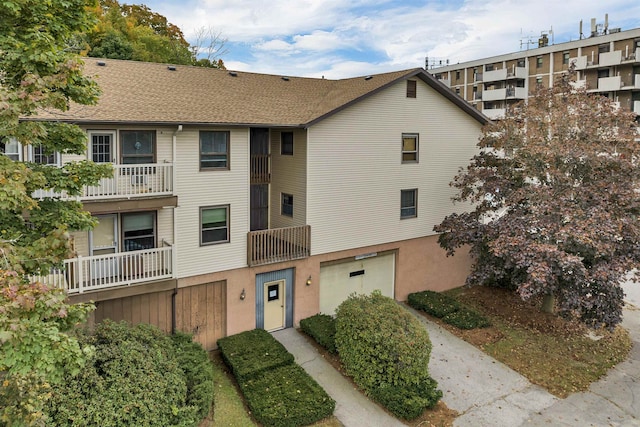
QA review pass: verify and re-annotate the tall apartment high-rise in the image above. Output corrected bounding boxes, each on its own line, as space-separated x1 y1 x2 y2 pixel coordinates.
427 18 640 120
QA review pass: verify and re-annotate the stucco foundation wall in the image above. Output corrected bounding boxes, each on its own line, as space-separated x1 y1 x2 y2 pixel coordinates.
178 233 471 336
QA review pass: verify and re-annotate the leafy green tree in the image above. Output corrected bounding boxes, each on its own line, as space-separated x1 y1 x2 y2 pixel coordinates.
84 0 226 68
1 0 107 424
0 0 112 276
434 72 640 329
0 271 94 425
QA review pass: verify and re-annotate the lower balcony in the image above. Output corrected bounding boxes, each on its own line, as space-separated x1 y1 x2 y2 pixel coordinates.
247 225 311 266
31 246 175 294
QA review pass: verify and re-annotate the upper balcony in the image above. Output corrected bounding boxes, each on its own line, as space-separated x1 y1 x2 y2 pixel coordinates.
634 101 640 115
571 48 640 70
31 244 175 294
483 67 527 83
247 225 311 267
33 163 174 201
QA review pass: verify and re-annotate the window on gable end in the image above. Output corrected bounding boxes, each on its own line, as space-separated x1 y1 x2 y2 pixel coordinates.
406 80 417 98
401 133 419 163
401 189 417 219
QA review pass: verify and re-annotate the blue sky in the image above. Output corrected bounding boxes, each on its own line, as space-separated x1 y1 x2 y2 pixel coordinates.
141 0 640 78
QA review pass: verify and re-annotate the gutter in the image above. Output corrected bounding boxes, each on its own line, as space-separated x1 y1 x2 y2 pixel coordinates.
171 124 182 334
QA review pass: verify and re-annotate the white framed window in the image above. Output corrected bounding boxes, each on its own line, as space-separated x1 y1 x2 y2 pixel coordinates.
200 205 230 245
88 130 116 163
281 193 293 217
0 137 21 161
401 189 417 219
28 144 60 166
401 133 419 163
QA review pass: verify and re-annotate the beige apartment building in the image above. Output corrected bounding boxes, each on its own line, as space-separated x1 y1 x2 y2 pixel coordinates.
428 24 640 120
18 58 486 350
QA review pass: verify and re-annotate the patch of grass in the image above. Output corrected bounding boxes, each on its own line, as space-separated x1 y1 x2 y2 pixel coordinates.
208 353 255 427
440 286 632 398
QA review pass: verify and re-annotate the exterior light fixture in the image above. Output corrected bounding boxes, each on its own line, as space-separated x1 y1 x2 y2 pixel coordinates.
240 288 246 300
306 276 312 286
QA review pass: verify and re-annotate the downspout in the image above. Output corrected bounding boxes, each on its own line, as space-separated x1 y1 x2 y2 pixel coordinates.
171 124 182 334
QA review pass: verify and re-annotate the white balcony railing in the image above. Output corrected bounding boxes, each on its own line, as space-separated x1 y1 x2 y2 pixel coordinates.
569 56 587 70
483 68 507 82
30 246 175 294
633 101 640 115
33 163 173 201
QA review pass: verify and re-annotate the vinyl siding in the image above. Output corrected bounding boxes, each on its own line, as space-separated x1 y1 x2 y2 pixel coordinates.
270 129 307 228
173 127 249 278
307 79 481 256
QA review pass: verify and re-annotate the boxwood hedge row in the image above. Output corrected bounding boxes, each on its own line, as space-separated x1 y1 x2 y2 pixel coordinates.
299 313 337 354
218 329 334 427
408 290 491 329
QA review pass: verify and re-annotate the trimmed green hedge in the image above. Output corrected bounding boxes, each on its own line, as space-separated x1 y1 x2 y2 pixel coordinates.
240 364 335 427
217 329 294 381
334 291 441 419
171 332 215 420
45 321 209 427
408 290 491 329
300 314 337 354
219 329 335 426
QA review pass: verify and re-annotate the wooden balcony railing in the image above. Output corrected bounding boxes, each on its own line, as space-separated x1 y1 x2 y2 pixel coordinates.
30 245 174 294
248 225 310 266
250 154 271 184
33 163 173 201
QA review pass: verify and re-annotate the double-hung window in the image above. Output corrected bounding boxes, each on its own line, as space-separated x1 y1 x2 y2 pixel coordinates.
122 212 156 251
200 131 229 170
401 133 419 163
200 205 230 245
121 130 155 164
401 189 418 219
0 138 21 161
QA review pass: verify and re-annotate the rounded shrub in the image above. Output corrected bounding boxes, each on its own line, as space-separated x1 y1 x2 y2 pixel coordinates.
45 321 206 427
334 291 441 418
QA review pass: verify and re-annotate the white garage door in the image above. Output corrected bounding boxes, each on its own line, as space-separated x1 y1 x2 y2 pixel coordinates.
319 253 395 315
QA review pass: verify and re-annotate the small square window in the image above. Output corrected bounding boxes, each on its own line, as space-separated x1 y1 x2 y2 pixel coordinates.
1 137 21 161
401 189 417 219
201 206 230 245
200 131 229 170
281 193 293 217
536 56 543 68
281 132 293 155
455 71 460 80
562 52 570 65
402 133 418 163
406 80 416 98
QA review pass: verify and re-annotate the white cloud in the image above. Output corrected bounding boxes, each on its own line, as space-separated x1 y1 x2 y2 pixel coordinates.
143 0 640 78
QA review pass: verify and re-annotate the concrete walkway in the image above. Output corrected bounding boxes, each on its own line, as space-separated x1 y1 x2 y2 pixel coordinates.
274 279 640 427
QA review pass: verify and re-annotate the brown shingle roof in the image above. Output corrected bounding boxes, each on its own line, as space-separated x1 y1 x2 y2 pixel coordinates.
34 58 487 127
